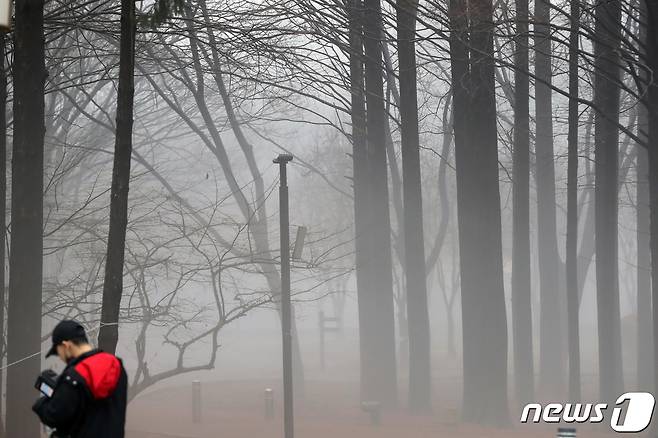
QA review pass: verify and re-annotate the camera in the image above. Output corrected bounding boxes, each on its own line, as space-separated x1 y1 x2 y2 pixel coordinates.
35 370 58 398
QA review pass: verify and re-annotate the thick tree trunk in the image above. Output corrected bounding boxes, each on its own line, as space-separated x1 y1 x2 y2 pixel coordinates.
6 0 45 436
350 0 397 406
360 0 398 406
593 0 623 403
511 0 534 407
98 0 136 354
566 0 581 402
534 0 565 398
637 0 653 392
397 0 431 412
449 0 509 424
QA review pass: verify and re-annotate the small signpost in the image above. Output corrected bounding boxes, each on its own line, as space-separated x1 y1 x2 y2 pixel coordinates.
361 401 381 426
318 311 340 369
264 388 274 419
192 380 201 423
292 226 307 260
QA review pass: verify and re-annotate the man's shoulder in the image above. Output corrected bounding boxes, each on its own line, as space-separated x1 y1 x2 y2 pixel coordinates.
71 350 124 399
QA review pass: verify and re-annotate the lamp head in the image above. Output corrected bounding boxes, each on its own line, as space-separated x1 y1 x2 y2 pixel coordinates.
273 154 293 164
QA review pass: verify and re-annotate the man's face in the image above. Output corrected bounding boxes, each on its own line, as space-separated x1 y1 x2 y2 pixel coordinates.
56 341 74 364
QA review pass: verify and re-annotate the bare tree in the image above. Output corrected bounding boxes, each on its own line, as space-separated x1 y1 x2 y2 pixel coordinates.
6 0 46 436
593 0 624 403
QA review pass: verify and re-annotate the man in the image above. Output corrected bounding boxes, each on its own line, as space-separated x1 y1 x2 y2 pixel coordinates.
32 320 128 438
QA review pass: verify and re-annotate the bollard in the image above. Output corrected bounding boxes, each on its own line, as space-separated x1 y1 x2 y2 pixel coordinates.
557 427 576 438
319 311 325 370
361 401 381 426
192 380 201 423
265 388 275 419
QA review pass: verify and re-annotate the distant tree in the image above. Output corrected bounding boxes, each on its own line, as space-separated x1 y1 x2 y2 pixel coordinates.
565 0 581 403
534 0 565 398
511 0 534 406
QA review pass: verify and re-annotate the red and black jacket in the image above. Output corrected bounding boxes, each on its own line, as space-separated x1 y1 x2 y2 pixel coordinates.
33 349 128 438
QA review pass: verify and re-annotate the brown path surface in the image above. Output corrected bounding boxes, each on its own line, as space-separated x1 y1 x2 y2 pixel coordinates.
125 380 632 438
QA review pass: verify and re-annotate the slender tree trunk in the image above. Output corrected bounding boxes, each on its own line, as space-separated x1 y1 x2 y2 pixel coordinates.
647 1 658 425
350 0 371 404
449 0 509 424
535 0 565 398
98 0 136 354
397 0 431 412
593 0 623 403
511 0 534 406
0 34 7 438
637 0 653 392
566 0 581 402
6 0 45 435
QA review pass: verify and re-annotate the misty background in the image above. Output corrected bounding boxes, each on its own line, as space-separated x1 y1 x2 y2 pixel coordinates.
0 0 656 436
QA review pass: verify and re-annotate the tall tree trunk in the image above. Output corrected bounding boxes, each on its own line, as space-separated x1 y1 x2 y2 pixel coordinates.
566 0 581 402
350 0 395 406
397 0 431 412
593 0 623 403
361 0 398 406
98 0 136 354
6 0 45 435
636 0 653 392
449 0 509 424
535 0 565 398
511 0 534 406
0 34 7 438
647 2 658 422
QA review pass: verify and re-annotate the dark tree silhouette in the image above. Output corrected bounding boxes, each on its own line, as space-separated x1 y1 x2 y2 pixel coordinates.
645 0 658 419
6 0 45 435
448 0 509 424
361 0 398 405
396 0 432 412
98 0 137 354
0 34 7 438
349 0 398 405
593 0 623 403
636 0 653 392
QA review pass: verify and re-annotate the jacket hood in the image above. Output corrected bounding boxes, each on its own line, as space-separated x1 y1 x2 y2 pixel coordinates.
74 351 121 399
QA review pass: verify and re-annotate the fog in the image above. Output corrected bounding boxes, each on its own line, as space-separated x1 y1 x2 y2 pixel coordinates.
1 0 655 437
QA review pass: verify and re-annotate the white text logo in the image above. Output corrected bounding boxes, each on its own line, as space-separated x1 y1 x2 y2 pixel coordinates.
520 392 655 433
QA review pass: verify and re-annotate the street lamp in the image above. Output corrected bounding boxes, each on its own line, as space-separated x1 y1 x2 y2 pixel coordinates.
274 153 294 438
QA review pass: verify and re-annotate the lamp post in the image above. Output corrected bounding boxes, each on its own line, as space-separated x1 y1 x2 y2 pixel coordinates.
274 153 294 438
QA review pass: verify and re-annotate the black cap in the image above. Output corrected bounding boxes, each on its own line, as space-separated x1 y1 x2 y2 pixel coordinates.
45 320 87 358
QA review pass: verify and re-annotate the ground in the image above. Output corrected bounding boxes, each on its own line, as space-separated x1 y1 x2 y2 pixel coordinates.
125 379 631 438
